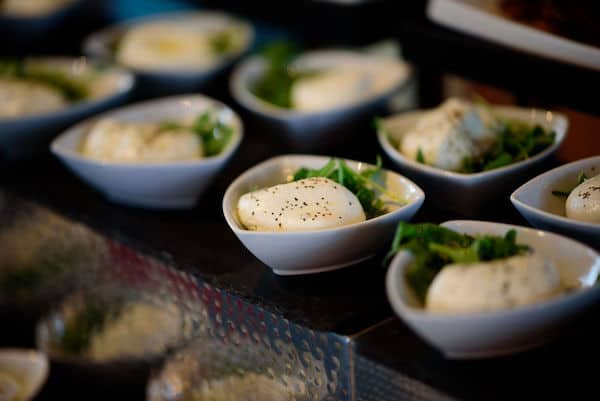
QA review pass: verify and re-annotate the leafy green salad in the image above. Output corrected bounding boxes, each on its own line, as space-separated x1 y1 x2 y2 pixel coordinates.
460 120 555 173
292 157 404 219
385 223 530 303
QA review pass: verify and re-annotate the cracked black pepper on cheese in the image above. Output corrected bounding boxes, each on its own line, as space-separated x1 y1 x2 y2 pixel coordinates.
237 177 366 232
566 174 600 224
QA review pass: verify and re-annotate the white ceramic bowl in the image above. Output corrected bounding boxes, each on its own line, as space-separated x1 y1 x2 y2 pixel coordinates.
0 349 48 401
385 220 600 359
377 106 568 215
230 49 412 148
511 156 600 249
0 57 134 159
223 154 425 275
51 94 243 209
84 11 254 96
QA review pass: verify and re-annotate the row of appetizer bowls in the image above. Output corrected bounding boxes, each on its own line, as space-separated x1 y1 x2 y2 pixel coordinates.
45 94 600 360
2 11 600 360
0 10 410 156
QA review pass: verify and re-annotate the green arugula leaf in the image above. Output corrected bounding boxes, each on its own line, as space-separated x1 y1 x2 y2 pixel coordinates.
292 157 404 219
158 111 234 157
458 118 555 173
250 41 310 109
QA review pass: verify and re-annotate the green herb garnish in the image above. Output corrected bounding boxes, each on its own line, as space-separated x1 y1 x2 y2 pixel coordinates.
460 121 555 173
292 156 404 219
416 148 425 164
385 222 529 303
158 111 233 157
209 30 236 55
551 171 588 198
250 41 314 109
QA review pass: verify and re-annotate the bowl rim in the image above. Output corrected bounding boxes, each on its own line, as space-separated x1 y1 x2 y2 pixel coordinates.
222 153 425 237
229 49 414 120
377 105 569 182
82 10 255 76
385 220 600 321
0 56 135 124
50 93 244 169
510 155 600 230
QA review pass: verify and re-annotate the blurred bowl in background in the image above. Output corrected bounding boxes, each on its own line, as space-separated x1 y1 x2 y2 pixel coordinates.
230 48 413 150
511 156 600 249
51 94 243 209
0 57 134 160
83 11 254 97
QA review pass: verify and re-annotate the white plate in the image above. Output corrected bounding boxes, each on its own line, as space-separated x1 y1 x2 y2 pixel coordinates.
377 105 568 215
84 11 254 96
223 154 425 275
511 156 600 249
427 0 600 71
385 220 600 359
230 49 412 148
51 94 243 209
0 349 48 401
0 57 134 159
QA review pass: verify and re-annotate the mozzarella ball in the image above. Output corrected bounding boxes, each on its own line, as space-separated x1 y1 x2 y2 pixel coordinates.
426 253 562 313
88 302 182 361
290 60 406 112
237 177 366 232
80 119 202 163
0 78 67 118
80 119 156 162
116 22 215 70
399 98 498 171
291 69 369 112
141 129 202 162
566 174 600 224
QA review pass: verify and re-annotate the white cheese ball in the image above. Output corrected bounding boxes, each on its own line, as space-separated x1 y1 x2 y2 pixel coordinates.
290 60 405 112
399 98 498 171
188 373 306 401
566 174 600 224
141 129 202 162
88 302 181 361
426 253 562 313
0 78 67 118
80 119 202 163
291 69 369 112
80 119 156 162
237 177 366 232
117 22 216 70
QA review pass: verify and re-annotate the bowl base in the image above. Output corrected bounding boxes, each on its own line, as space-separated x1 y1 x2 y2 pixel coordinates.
106 193 197 210
441 336 556 360
271 254 373 276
